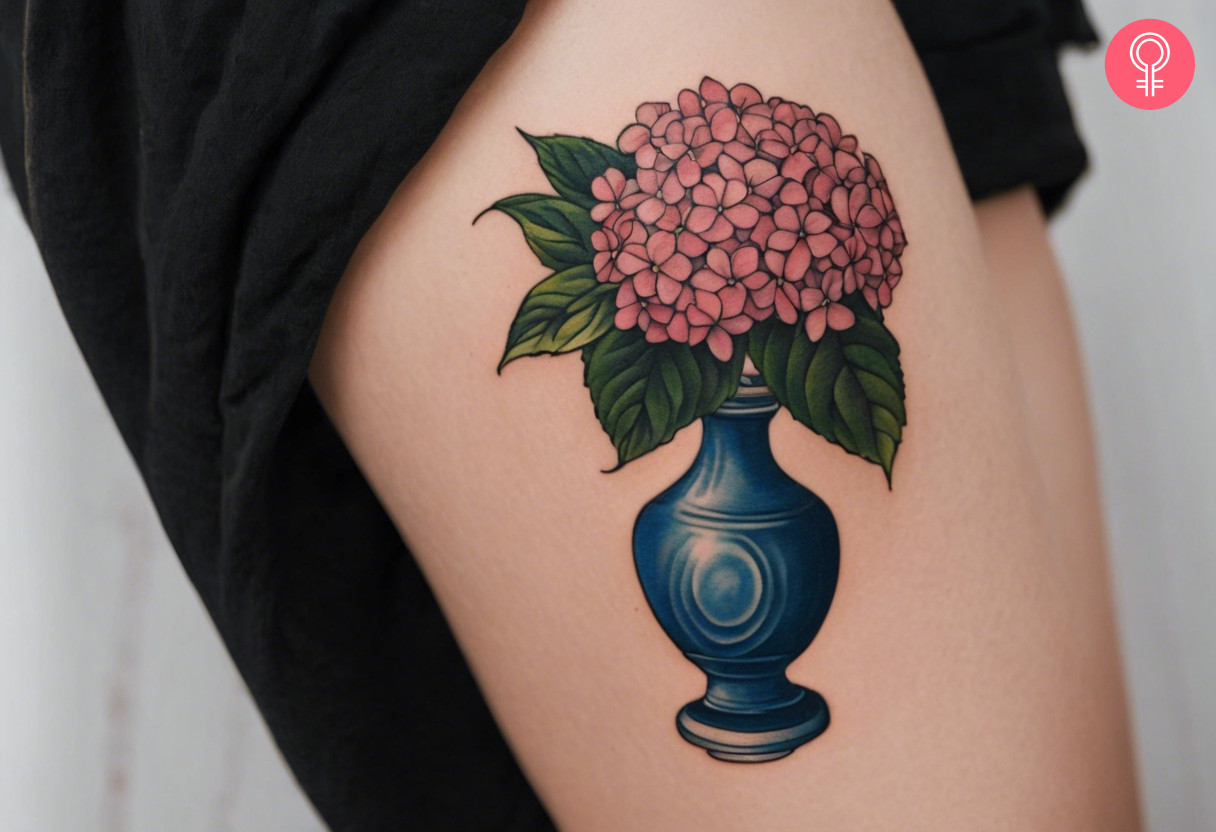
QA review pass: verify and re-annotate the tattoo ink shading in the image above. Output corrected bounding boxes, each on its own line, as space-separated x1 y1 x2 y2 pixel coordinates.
480 77 908 761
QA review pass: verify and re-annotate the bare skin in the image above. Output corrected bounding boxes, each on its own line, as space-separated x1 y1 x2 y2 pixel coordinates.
309 1 1140 828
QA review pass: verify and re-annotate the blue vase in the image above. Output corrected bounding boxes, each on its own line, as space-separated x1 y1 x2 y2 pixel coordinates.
633 375 840 762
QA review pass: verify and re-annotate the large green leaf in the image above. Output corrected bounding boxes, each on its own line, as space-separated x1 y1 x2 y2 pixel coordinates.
582 328 744 468
478 194 596 271
748 296 906 484
518 131 638 209
499 264 617 371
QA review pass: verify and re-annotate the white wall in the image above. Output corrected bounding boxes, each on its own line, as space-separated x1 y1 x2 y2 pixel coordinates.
0 2 1213 828
1052 1 1216 828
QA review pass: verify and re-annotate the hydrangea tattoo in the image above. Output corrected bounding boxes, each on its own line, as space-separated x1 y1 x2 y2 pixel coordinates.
480 78 910 761
481 76 908 479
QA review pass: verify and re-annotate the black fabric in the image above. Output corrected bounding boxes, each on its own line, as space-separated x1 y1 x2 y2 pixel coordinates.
0 1 1095 829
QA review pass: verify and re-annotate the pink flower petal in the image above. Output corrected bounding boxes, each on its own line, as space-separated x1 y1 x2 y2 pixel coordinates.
808 232 837 257
695 289 723 320
830 185 850 223
731 245 759 276
618 124 650 153
804 307 828 342
775 289 799 324
750 215 776 247
632 269 657 298
691 142 723 167
750 280 776 308
848 183 870 218
763 249 786 276
703 214 735 243
657 274 683 305
781 152 813 182
647 230 676 263
616 245 650 275
676 230 708 257
857 205 882 228
666 313 690 342
678 89 702 117
767 229 798 251
710 108 739 142
730 83 763 109
778 180 808 205
706 246 731 278
615 306 640 329
835 150 862 178
675 154 701 188
662 252 692 282
826 302 855 331
645 322 670 343
685 205 718 234
723 203 760 229
800 286 825 308
660 173 685 204
707 327 734 361
784 243 811 282
687 305 714 327
805 211 832 234
700 77 729 104
692 268 726 291
636 196 666 225
635 143 658 170
721 314 753 335
720 284 747 317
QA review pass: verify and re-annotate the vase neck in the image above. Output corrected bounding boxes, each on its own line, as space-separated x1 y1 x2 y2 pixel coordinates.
695 390 782 482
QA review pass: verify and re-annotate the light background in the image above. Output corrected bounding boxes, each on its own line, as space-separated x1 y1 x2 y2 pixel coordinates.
1 1 1212 829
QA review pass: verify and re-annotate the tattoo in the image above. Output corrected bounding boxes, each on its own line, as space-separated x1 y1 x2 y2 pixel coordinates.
480 78 908 761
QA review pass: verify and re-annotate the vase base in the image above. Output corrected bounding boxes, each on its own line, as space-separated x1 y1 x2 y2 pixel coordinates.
676 686 829 763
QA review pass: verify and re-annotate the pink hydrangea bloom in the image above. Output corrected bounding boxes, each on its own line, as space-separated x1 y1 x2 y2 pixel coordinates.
604 78 907 354
616 229 693 306
590 167 644 223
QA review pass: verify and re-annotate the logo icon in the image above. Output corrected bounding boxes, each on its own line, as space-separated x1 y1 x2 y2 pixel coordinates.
1130 32 1169 97
1106 20 1194 110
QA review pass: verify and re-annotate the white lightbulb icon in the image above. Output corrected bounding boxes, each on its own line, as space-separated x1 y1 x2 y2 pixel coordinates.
1130 32 1170 97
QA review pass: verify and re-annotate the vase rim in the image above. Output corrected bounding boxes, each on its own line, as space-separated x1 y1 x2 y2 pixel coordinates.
736 372 772 397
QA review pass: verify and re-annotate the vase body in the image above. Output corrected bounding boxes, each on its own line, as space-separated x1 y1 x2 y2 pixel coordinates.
632 380 840 762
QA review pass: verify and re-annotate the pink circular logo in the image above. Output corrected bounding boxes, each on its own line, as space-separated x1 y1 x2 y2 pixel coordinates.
1105 19 1195 109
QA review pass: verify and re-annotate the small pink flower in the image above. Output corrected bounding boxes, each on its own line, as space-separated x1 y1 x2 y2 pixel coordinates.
764 204 836 283
591 211 646 283
800 287 856 342
718 156 782 210
590 168 644 223
635 166 687 223
684 245 764 360
686 173 760 243
652 200 710 258
658 116 724 188
618 102 673 153
616 229 693 305
692 245 767 314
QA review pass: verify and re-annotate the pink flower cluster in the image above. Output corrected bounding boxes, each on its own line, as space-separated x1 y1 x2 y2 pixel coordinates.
590 77 906 361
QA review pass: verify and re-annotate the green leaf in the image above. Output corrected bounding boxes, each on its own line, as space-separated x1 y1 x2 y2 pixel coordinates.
748 296 906 484
499 264 617 371
478 194 596 271
582 328 745 468
518 131 638 209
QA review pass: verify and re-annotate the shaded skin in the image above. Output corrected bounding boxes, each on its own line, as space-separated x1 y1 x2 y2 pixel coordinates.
309 1 1141 828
